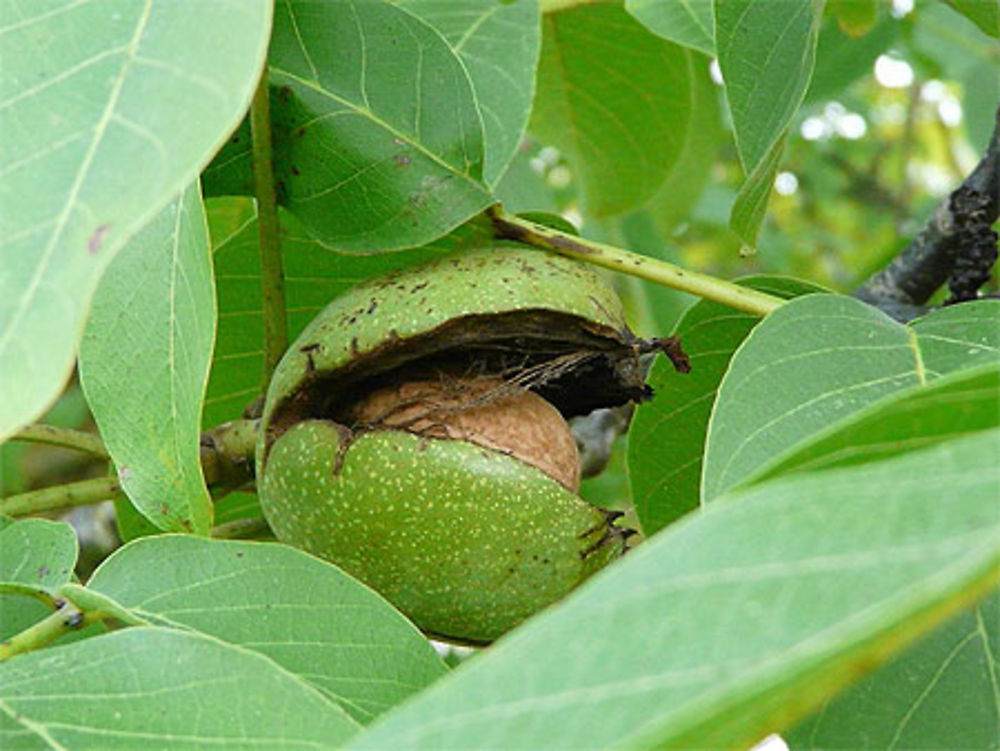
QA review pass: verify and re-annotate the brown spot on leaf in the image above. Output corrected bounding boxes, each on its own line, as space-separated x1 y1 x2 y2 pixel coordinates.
88 223 111 254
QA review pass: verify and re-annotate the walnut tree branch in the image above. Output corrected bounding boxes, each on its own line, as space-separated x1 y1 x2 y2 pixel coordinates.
854 106 1000 319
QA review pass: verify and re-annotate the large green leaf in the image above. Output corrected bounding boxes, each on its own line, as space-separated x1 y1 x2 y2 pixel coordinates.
267 0 491 251
787 588 1000 750
715 0 822 175
396 0 541 186
530 3 696 217
0 0 271 441
87 536 446 724
748 363 1000 486
0 519 76 593
628 277 825 536
715 0 821 245
625 0 715 55
703 297 1000 503
204 197 450 427
0 627 358 748
641 48 721 236
80 184 215 535
347 430 1000 750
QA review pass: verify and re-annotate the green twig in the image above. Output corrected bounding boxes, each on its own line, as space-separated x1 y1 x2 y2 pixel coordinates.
9 424 109 459
487 207 784 317
0 476 124 517
0 420 261 519
212 516 273 540
58 584 150 628
0 585 150 661
250 67 288 386
0 602 88 661
201 418 259 496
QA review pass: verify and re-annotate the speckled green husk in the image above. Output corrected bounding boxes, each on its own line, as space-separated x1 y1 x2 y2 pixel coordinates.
262 421 622 644
256 247 634 644
259 246 627 439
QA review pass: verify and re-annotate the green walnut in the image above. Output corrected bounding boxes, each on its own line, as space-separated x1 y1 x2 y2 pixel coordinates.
256 247 659 644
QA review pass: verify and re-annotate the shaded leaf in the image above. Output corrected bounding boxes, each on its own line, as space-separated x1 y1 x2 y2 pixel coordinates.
80 184 215 535
805 15 900 103
787 588 1000 750
530 3 697 216
396 0 541 186
641 49 722 236
88 536 448 724
0 627 358 748
625 0 715 55
716 0 822 175
0 519 76 592
729 133 786 249
944 0 1000 37
347 430 1000 750
628 277 825 535
703 297 1000 503
0 0 271 441
827 0 879 37
112 496 162 543
268 0 491 251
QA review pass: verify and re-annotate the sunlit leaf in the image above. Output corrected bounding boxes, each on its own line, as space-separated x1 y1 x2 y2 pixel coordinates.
703 297 1000 502
0 0 272 440
628 277 825 536
748 363 1000 485
0 627 358 747
88 536 447 724
346 430 1000 750
0 518 76 593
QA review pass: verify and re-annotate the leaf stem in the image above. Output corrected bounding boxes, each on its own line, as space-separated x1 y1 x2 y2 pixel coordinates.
212 516 273 540
0 420 262 519
0 585 150 662
9 424 109 459
250 67 288 387
0 476 124 517
0 602 88 661
488 207 784 317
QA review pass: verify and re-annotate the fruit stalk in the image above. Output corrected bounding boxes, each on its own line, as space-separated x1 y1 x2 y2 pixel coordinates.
487 207 784 317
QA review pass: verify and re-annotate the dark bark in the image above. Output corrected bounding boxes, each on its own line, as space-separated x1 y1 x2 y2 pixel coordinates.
854 106 1000 320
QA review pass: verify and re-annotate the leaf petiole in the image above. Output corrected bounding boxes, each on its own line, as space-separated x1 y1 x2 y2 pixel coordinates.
487 207 784 317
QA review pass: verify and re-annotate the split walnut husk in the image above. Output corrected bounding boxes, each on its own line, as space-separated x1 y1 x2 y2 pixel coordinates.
256 247 687 644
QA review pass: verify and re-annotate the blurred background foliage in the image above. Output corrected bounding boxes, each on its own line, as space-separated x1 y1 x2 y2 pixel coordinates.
501 0 998 338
